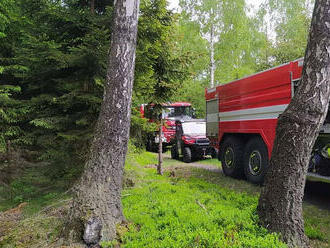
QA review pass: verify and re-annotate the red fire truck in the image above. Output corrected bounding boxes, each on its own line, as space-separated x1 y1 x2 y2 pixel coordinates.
140 102 195 151
205 58 330 184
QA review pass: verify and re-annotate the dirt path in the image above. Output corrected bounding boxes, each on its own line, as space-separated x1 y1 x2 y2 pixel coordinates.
184 161 221 173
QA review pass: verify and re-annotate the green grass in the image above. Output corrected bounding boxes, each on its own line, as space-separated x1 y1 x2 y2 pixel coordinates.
120 152 286 248
0 160 70 214
1 150 329 248
304 204 330 245
121 151 330 248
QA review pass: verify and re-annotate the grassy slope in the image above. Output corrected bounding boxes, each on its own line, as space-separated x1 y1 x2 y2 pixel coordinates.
0 151 329 248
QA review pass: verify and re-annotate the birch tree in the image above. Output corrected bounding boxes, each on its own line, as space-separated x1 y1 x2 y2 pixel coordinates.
261 0 314 64
64 0 140 245
180 0 223 88
258 1 330 247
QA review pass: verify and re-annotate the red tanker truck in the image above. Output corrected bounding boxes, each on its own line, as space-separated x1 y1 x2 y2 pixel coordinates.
205 58 330 184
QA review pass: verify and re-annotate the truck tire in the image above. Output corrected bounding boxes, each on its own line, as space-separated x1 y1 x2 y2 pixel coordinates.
183 147 192 163
243 137 269 184
171 145 179 159
220 136 244 178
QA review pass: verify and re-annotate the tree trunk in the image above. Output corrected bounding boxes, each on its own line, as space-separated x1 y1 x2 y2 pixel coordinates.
90 0 95 14
257 1 330 247
157 119 163 175
64 0 140 245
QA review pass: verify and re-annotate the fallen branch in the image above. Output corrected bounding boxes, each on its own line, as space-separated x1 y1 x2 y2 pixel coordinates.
195 200 207 212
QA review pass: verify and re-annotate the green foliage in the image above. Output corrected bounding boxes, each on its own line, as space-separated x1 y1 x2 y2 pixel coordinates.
0 0 189 176
131 0 191 148
0 0 26 153
120 152 287 248
176 17 209 81
303 205 329 242
100 240 119 248
9 180 37 204
171 15 209 117
305 225 325 241
0 164 69 213
261 0 314 65
214 0 268 83
134 0 190 105
175 80 206 118
176 0 270 113
130 107 156 149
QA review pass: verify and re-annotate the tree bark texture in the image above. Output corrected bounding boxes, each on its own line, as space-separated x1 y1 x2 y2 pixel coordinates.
258 1 330 247
65 0 139 244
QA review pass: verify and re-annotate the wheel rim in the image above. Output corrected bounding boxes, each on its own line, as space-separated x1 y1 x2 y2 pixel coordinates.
224 147 234 168
248 150 262 175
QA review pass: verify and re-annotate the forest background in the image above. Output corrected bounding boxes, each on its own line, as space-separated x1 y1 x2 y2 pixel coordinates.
0 0 322 247
0 0 313 168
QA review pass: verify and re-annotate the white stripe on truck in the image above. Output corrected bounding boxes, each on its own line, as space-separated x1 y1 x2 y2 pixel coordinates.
218 104 288 122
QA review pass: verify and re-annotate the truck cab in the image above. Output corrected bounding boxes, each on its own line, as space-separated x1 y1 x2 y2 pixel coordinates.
170 119 217 162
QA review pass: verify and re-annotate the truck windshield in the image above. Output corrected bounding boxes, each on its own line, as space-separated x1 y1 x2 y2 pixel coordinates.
164 106 193 118
182 122 206 135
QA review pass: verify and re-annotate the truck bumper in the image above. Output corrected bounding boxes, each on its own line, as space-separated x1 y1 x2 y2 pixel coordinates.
191 145 213 156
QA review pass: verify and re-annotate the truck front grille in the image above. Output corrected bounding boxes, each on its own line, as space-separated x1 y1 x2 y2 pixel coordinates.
196 139 210 145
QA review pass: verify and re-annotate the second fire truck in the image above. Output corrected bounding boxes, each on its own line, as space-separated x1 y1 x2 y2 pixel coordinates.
140 102 195 151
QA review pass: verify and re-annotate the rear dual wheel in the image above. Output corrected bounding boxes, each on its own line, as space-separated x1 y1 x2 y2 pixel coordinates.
220 137 244 178
220 136 269 184
243 137 268 184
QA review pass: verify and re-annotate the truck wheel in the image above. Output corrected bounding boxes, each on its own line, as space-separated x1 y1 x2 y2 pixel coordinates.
243 137 269 184
220 137 244 178
171 145 178 159
183 147 192 163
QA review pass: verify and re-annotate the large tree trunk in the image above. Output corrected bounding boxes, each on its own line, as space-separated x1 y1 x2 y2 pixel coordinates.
257 1 330 247
64 0 139 245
